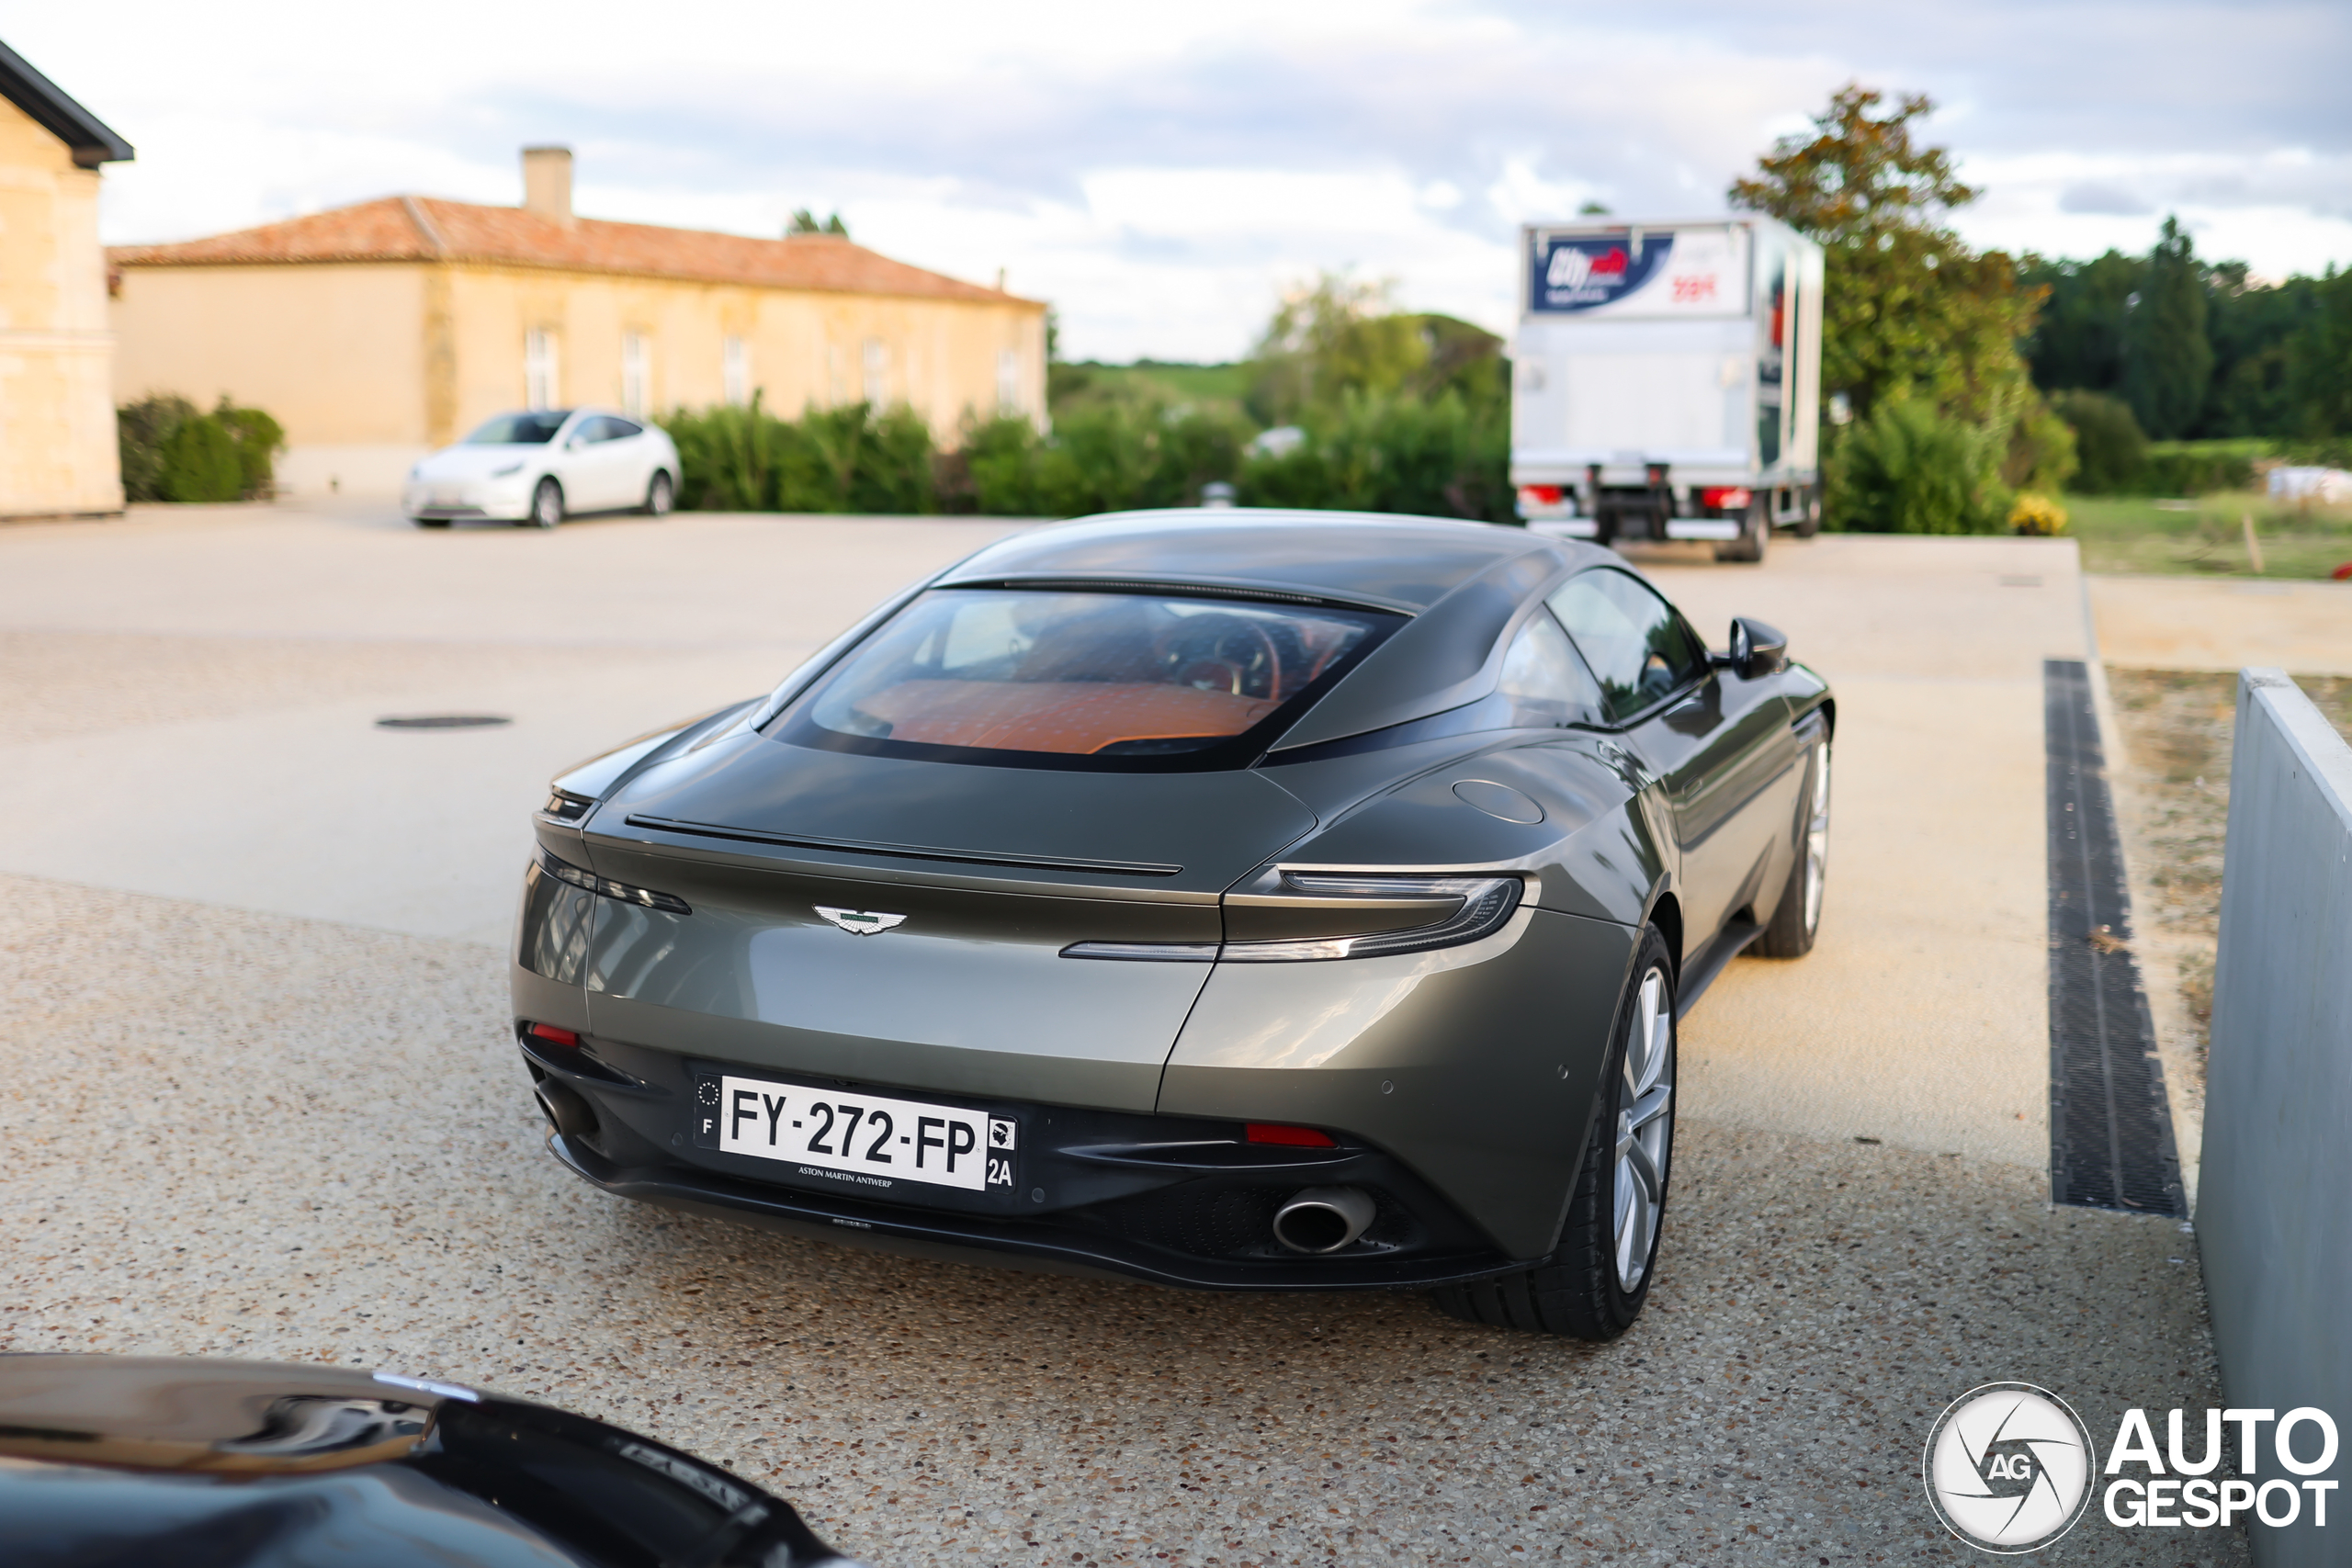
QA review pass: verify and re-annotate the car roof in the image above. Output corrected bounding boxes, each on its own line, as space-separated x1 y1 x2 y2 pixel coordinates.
937 508 1595 612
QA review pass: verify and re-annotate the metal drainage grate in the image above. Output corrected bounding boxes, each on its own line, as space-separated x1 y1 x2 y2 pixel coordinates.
2043 660 2186 1216
374 714 513 729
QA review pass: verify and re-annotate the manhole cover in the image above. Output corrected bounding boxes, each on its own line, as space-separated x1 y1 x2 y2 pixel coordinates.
375 715 513 729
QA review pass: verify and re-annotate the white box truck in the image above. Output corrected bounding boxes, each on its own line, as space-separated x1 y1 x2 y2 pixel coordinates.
1510 215 1824 561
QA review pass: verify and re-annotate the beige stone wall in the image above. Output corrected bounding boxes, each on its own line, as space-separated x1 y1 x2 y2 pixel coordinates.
111 262 430 443
444 265 1046 441
112 250 1047 497
0 96 122 516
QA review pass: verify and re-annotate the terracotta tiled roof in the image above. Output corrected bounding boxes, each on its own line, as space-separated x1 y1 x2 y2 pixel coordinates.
107 196 1037 306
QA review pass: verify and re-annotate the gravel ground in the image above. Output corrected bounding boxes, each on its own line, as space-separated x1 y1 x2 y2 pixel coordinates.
0 871 2242 1565
2105 670 2352 1123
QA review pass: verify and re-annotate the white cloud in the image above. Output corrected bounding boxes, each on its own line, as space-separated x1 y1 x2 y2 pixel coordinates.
8 0 2344 362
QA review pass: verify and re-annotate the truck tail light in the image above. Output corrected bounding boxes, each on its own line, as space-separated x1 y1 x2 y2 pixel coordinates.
1701 486 1753 513
1518 485 1565 506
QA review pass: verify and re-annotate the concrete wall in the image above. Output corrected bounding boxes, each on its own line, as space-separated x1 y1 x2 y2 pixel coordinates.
2197 668 2352 1566
114 254 1048 497
0 96 122 516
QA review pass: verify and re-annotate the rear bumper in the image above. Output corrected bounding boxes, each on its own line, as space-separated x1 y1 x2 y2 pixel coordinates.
541 1127 1520 1292
520 1029 1520 1291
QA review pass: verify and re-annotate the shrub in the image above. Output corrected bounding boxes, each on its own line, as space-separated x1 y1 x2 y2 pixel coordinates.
2141 441 2260 496
1826 397 2008 533
210 399 285 497
2050 389 2147 493
116 394 198 502
157 414 243 502
659 398 939 513
117 393 282 502
2009 492 2068 535
1236 389 1510 522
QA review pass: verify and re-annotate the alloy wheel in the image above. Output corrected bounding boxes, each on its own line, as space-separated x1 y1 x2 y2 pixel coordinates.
1803 745 1831 934
1612 964 1674 1291
532 479 562 529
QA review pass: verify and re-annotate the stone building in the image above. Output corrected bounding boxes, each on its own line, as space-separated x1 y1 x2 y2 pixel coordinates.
108 147 1048 498
0 40 132 518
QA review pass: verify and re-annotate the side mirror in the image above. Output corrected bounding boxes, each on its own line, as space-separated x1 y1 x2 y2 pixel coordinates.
1719 616 1788 679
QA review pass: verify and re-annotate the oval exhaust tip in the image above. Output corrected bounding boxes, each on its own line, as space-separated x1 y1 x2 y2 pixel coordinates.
1272 1186 1376 1254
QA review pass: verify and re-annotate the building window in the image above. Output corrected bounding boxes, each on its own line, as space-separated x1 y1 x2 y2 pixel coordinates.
862 338 888 406
996 347 1021 414
723 336 751 406
622 332 650 416
525 329 560 410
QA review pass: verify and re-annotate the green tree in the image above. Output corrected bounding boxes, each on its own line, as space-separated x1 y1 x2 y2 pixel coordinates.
2120 217 2213 439
2020 250 2144 394
2284 267 2352 439
786 209 849 237
1728 85 2045 437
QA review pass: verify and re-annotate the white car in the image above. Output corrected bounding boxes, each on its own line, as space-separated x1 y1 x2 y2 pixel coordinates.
404 408 681 528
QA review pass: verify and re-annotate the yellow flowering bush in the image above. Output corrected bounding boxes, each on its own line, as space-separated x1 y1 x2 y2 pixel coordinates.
2009 492 2069 536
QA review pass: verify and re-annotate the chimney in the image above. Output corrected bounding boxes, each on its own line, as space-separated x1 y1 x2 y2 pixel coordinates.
522 145 574 228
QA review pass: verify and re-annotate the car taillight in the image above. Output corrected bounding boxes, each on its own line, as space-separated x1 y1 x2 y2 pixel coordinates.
539 851 691 915
1701 486 1753 512
526 1022 581 1047
1217 873 1523 962
1247 1123 1338 1148
1068 873 1523 963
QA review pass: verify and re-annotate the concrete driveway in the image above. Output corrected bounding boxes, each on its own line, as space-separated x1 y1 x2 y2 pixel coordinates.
0 505 2231 1564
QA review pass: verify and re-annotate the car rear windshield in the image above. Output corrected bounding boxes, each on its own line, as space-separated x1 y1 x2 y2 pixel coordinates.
465 411 570 445
777 588 1401 771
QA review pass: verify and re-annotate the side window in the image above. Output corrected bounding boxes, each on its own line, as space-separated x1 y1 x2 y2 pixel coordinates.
605 417 644 441
1546 570 1707 721
1495 610 1605 728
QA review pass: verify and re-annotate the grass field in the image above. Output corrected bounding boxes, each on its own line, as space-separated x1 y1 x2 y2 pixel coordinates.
1053 360 1256 409
2065 491 2352 580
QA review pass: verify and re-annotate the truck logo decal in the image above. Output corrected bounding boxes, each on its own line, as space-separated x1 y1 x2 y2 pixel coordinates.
815 907 909 935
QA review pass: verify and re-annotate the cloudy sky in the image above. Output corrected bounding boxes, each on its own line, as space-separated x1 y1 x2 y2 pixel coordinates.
14 1 2348 360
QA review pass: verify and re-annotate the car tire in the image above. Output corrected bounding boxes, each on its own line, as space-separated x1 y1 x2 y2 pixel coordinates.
1713 500 1769 562
526 478 564 530
1755 739 1830 958
643 470 675 517
411 516 450 529
1792 487 1822 539
1429 924 1678 1340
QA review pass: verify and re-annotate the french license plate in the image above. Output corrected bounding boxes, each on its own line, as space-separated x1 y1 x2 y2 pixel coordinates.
692 1074 1016 1195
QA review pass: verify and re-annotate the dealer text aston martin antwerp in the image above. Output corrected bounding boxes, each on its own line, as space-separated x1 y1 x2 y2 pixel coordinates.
512 510 1832 1339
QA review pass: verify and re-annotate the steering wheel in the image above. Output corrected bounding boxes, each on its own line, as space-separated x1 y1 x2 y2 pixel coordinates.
1159 616 1283 698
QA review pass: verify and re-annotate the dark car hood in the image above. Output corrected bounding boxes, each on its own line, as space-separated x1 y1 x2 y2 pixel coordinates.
599 730 1319 897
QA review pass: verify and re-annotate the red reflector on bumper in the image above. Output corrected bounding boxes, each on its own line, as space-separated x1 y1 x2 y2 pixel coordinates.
1247 1122 1337 1147
527 1023 580 1047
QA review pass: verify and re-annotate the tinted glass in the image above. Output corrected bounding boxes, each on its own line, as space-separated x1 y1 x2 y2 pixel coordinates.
465 411 570 445
1547 570 1707 720
1495 610 1606 728
604 417 645 440
781 589 1398 771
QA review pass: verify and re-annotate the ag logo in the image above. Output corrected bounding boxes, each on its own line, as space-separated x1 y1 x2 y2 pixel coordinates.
1925 1382 2097 1552
815 907 907 936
